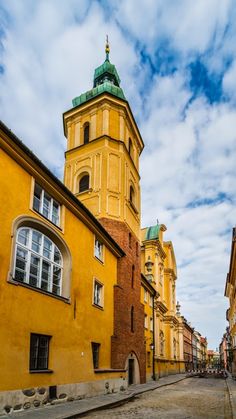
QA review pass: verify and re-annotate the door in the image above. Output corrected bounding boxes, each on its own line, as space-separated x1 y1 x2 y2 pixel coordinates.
128 359 134 385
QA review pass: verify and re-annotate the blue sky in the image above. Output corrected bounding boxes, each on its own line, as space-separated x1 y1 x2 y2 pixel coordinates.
0 0 236 349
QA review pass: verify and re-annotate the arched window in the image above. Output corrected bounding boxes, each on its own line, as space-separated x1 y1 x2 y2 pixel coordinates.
136 242 139 257
173 338 177 359
129 185 135 204
14 227 62 296
131 306 134 332
131 265 135 288
128 138 133 158
160 331 164 356
84 123 90 144
79 174 89 193
128 232 132 248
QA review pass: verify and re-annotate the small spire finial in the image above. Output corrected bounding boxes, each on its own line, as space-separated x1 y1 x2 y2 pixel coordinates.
105 35 110 61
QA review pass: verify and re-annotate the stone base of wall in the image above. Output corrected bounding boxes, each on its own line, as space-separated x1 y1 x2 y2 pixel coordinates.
146 372 154 382
155 360 185 378
0 377 127 416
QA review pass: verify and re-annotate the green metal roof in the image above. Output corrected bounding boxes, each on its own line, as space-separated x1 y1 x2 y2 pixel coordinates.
72 47 125 107
72 82 125 107
94 60 121 87
145 224 160 241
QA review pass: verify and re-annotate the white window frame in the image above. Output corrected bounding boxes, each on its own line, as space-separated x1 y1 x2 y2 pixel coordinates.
144 289 148 303
93 279 104 308
94 238 104 262
14 227 63 296
33 183 60 227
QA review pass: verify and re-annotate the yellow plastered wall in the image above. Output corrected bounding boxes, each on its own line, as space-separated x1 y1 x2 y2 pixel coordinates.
141 285 154 379
0 146 122 391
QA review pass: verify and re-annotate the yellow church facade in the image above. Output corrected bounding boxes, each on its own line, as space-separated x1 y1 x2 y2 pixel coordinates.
141 224 185 377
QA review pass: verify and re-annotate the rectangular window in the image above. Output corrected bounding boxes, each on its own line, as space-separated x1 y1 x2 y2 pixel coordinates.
33 183 60 226
91 342 100 369
144 314 148 329
30 333 51 371
147 351 151 367
93 280 103 308
150 317 153 332
94 238 103 262
144 289 148 303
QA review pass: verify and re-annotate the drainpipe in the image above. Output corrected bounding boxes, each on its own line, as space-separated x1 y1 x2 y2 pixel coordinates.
152 293 156 380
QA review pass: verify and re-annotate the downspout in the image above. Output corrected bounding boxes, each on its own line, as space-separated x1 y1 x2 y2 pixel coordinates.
152 293 156 380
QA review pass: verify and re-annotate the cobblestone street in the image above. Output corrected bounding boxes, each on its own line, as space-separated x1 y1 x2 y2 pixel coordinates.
86 377 232 419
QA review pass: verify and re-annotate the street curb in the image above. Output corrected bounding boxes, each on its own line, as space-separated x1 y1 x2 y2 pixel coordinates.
57 376 190 419
226 378 236 419
55 394 136 419
131 376 189 397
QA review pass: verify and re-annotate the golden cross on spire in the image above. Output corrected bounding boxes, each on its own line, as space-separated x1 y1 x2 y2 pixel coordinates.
105 35 110 61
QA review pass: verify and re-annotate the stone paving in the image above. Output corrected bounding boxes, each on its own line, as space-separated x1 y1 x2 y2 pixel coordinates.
86 377 232 419
1 372 236 418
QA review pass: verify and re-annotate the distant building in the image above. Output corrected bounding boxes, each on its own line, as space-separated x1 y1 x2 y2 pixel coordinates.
182 319 194 371
225 227 236 376
219 332 229 369
207 350 220 369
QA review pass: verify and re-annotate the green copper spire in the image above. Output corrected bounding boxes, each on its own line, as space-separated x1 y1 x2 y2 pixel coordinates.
72 37 125 108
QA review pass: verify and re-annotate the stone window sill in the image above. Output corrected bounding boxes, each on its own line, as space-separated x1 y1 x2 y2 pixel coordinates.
94 368 126 373
30 369 53 374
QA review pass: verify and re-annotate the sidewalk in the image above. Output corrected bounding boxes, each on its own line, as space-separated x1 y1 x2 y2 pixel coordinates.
226 372 236 419
1 374 187 419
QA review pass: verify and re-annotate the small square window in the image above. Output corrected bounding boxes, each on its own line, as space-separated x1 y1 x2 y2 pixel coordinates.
144 314 148 329
91 342 100 369
30 333 51 371
94 238 103 262
93 280 104 308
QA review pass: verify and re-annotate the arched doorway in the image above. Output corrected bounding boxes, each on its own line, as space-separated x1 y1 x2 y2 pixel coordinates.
125 352 140 385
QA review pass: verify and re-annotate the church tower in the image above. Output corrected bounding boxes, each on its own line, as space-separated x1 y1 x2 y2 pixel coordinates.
63 40 146 383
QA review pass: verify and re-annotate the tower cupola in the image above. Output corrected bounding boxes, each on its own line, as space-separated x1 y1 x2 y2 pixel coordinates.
72 37 125 108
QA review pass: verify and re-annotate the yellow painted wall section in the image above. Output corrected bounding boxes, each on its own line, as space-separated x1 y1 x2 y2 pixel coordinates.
0 147 120 391
64 136 141 237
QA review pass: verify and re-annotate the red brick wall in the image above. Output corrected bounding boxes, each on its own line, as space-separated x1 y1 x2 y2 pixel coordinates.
99 218 146 383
